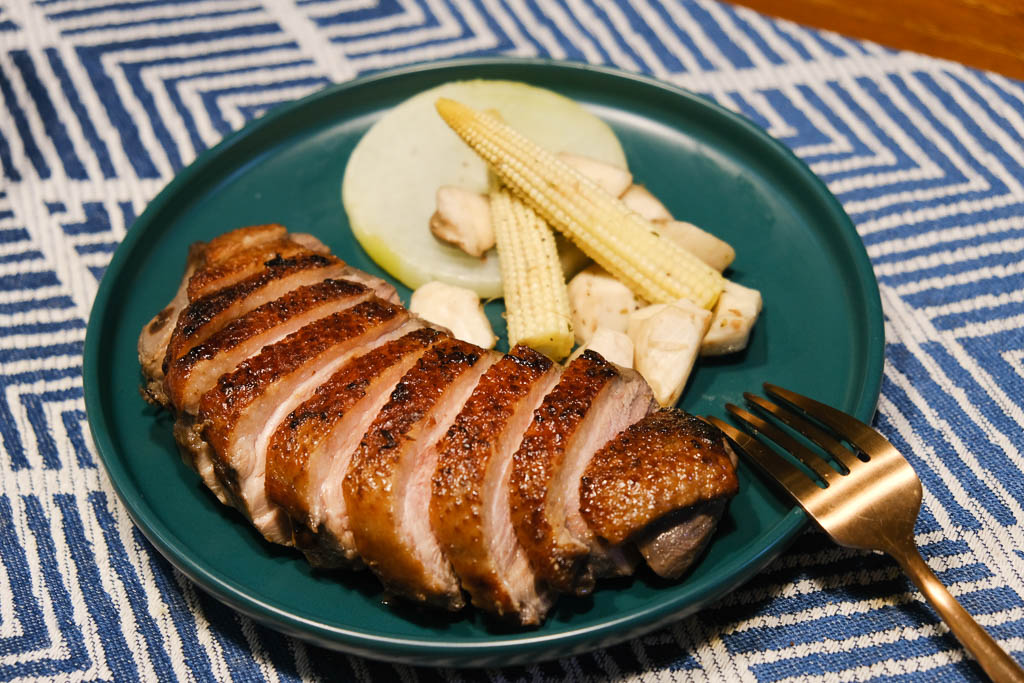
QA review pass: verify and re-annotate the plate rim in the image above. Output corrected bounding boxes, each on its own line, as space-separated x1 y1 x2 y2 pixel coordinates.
83 56 883 666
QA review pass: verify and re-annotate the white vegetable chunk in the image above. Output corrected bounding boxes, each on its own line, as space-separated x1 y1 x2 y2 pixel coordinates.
627 300 712 407
567 264 639 344
700 281 762 356
429 186 495 258
621 184 673 222
566 327 635 368
653 220 735 272
556 152 633 197
409 280 497 349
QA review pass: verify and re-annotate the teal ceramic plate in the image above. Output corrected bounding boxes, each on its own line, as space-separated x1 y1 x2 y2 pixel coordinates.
83 59 884 668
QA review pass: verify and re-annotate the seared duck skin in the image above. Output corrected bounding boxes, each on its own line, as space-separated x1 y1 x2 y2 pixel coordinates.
509 351 655 595
580 411 739 578
166 278 373 414
431 345 560 624
200 299 412 544
139 224 739 624
266 326 446 567
344 338 500 609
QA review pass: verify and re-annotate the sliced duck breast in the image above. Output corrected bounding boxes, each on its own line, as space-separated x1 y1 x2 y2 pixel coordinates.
164 252 352 370
198 298 411 544
197 223 289 266
344 338 500 609
173 414 231 506
265 326 447 567
165 278 372 414
186 223 399 302
139 242 205 407
431 345 560 625
579 411 738 579
187 236 317 300
509 350 654 595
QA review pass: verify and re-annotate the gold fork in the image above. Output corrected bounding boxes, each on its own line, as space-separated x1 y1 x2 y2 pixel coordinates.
706 384 1024 683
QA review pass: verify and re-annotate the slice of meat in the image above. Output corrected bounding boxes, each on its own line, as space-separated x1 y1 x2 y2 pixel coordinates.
198 299 411 544
139 241 206 408
344 338 500 609
431 345 560 625
509 350 654 595
174 412 232 506
165 278 372 414
265 326 447 568
164 252 351 370
187 237 316 300
192 234 396 306
579 410 738 579
200 224 289 266
144 226 397 410
184 225 335 299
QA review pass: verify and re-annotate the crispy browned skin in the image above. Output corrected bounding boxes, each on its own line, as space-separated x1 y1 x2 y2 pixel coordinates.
165 278 371 412
431 345 557 623
164 252 344 370
199 298 405 457
509 351 632 594
344 338 493 608
266 327 446 554
196 298 408 538
187 237 315 300
199 224 287 265
579 411 738 545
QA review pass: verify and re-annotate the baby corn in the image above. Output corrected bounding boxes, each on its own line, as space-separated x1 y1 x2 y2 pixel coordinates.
435 98 724 308
490 188 574 360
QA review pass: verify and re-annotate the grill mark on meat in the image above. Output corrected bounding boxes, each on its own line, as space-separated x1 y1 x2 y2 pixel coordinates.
164 252 346 371
431 345 559 625
165 278 371 414
198 299 409 543
187 238 314 300
201 298 405 453
509 350 654 594
344 338 499 609
579 411 738 552
266 326 446 567
148 308 173 334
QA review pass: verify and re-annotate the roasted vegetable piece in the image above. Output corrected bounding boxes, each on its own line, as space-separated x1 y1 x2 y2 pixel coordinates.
700 281 762 355
628 300 712 407
567 264 639 345
490 188 574 360
435 98 725 308
430 186 495 258
653 220 735 272
409 280 496 349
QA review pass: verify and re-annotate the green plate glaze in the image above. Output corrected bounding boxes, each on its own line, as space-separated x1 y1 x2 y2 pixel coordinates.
83 59 884 668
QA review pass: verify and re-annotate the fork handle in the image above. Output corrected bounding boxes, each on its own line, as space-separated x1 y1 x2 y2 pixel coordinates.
891 543 1024 682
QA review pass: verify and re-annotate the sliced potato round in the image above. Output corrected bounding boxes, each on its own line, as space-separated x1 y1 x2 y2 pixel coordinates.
342 80 627 298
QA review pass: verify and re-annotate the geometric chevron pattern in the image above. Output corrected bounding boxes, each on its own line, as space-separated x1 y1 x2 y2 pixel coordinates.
2 0 1023 680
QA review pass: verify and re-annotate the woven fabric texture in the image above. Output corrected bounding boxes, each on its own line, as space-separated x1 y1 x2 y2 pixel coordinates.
1 0 1023 680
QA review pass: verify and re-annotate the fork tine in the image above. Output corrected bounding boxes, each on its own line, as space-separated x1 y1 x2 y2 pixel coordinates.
745 393 861 473
763 384 895 459
704 415 814 496
726 403 837 485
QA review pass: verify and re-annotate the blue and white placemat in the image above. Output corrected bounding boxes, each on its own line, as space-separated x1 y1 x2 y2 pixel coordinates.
2 0 1023 679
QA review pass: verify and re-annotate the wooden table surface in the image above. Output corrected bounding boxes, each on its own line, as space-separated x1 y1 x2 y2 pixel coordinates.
726 0 1024 80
